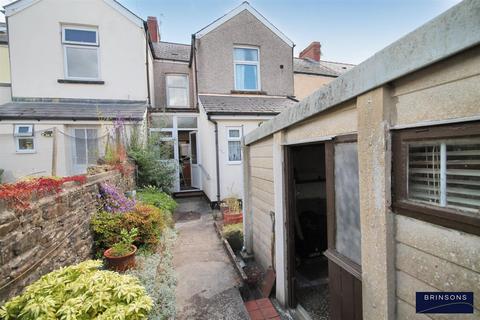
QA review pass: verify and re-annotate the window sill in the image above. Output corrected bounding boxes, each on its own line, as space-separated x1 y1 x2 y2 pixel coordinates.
231 90 266 95
227 161 242 165
16 150 36 154
58 79 105 85
392 200 480 236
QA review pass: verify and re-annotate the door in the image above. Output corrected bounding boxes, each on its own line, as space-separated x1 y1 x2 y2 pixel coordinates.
72 128 98 174
189 131 200 189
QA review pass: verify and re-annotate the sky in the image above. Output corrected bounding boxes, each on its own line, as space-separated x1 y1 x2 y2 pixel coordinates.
0 0 463 64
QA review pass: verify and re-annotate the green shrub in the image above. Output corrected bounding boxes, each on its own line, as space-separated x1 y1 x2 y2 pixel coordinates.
0 260 152 319
110 228 138 257
91 204 171 255
222 223 244 252
137 188 177 213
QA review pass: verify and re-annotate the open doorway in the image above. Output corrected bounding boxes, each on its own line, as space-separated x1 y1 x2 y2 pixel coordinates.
178 130 199 191
287 143 329 319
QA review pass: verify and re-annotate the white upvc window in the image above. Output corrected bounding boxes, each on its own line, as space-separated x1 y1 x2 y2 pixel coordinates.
227 127 242 164
14 124 35 153
73 128 99 167
62 25 100 80
234 46 260 91
166 74 189 107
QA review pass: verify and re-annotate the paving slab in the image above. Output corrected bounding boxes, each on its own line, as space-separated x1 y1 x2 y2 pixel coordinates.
173 197 249 320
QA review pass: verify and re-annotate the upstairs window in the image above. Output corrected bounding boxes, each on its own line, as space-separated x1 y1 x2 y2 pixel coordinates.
227 127 242 163
234 47 259 91
62 26 99 80
393 122 480 236
166 74 189 107
14 124 35 153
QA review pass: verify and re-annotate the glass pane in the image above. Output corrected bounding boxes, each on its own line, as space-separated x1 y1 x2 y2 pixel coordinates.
64 28 97 44
228 141 242 162
229 129 240 138
168 88 188 107
86 129 98 165
66 46 99 79
18 138 34 150
166 75 187 87
74 129 86 165
178 117 197 128
191 133 197 164
408 144 441 205
235 64 258 90
18 126 30 134
150 132 174 160
151 115 173 128
234 48 258 61
334 142 361 265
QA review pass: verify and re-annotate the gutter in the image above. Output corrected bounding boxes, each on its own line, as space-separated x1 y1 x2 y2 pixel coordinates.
207 114 221 204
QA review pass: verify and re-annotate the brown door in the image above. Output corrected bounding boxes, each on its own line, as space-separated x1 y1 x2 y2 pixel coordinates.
325 137 363 320
284 146 296 308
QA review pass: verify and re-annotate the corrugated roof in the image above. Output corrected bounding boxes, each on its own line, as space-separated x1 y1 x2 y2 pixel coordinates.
294 57 355 77
152 41 191 62
0 102 147 120
199 94 297 115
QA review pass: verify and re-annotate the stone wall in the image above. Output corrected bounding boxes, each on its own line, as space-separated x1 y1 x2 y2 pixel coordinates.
0 170 135 303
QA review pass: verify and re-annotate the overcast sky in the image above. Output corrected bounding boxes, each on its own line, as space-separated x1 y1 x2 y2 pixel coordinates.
1 0 463 64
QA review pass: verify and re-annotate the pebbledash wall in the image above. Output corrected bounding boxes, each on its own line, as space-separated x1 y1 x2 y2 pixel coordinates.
0 169 134 303
243 1 480 318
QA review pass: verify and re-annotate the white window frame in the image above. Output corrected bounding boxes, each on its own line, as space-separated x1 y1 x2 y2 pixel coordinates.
233 46 260 91
14 124 35 154
71 127 99 168
62 25 100 81
227 127 242 165
166 74 189 108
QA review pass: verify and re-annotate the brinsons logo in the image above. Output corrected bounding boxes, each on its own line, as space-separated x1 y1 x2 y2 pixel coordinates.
416 292 474 314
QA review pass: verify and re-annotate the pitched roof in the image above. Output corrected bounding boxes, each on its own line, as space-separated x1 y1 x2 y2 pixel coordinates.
294 57 355 77
152 41 191 62
195 2 294 47
0 101 147 120
199 94 297 115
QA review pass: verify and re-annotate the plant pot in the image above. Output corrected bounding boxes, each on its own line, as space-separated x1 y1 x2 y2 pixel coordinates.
104 245 137 272
224 210 243 225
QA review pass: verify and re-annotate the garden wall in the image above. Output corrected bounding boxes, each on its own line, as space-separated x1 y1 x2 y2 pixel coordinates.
0 169 135 303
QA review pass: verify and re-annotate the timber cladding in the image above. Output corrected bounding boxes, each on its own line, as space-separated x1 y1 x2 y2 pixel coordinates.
249 136 275 270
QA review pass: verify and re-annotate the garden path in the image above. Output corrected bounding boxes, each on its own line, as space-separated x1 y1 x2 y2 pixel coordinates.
173 197 249 319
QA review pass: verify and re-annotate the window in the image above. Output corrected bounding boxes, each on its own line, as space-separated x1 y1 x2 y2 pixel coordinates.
227 128 242 163
14 124 35 153
234 47 259 91
62 26 99 80
166 74 189 107
393 122 480 235
73 128 98 166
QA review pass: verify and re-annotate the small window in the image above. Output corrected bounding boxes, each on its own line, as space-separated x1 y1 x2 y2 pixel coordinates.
62 26 99 80
14 124 35 153
166 74 189 107
393 122 480 235
234 47 259 91
227 128 242 163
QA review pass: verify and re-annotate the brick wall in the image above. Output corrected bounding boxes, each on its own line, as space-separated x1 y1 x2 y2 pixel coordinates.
0 170 135 303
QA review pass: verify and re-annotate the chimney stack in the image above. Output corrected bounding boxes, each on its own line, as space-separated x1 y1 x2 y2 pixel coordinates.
299 41 321 62
147 16 160 42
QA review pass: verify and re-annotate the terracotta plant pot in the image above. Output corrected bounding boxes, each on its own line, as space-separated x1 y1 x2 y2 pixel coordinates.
224 209 243 225
104 245 137 272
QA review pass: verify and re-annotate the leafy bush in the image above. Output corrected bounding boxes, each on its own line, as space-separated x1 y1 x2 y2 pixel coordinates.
91 204 171 254
110 228 138 257
0 260 152 319
127 228 177 320
137 187 177 213
97 182 136 213
222 223 244 252
127 126 175 192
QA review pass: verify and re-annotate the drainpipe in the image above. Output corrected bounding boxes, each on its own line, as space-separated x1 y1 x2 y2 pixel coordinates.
208 115 221 205
144 21 152 106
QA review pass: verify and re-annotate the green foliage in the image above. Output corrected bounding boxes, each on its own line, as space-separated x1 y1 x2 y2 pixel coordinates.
127 228 177 320
222 223 244 252
0 260 152 320
127 126 175 192
137 188 177 213
110 228 138 257
91 204 171 255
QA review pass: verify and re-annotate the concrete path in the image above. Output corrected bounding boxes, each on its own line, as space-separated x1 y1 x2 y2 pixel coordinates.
173 197 249 320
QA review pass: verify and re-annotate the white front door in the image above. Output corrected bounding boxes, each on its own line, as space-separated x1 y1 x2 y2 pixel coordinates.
72 128 98 174
189 131 200 189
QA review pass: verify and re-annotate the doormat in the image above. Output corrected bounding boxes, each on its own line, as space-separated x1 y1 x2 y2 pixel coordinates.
174 211 201 222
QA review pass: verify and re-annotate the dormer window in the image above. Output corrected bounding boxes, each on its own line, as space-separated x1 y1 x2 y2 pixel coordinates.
234 47 260 91
62 26 100 80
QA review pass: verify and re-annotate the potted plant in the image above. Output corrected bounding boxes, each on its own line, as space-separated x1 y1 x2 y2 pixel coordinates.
222 197 243 225
104 228 138 272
